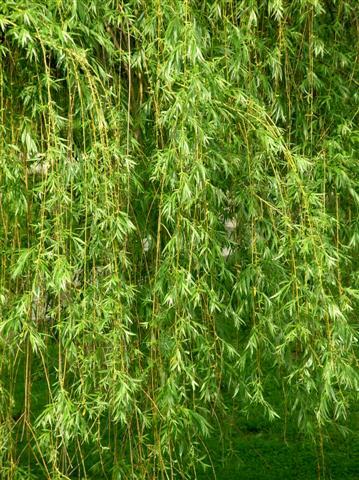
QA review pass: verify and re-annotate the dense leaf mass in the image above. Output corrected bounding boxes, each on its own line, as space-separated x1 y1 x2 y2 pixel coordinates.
0 1 358 478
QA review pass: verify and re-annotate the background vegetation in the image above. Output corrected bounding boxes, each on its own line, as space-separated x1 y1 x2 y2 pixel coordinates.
0 1 358 478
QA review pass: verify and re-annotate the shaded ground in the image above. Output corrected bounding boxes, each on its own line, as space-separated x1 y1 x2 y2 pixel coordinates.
198 408 359 479
6 351 359 479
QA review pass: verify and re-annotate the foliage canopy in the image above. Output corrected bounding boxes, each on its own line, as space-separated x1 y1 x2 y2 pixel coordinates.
0 0 358 478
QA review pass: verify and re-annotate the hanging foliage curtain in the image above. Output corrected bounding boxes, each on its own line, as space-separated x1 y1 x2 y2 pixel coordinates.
0 0 358 478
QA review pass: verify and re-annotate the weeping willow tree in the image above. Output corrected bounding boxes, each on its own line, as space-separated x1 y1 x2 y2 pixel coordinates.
0 0 358 478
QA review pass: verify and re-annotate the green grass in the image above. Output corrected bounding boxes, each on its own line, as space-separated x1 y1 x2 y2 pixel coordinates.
198 399 359 480
4 348 359 479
